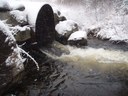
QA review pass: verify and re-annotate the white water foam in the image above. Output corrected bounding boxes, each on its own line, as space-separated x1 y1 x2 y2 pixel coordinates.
43 45 128 73
57 46 128 64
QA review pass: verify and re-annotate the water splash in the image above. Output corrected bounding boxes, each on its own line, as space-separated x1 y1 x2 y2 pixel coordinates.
58 46 128 64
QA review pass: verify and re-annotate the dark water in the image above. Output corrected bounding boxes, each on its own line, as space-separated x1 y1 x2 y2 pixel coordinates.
5 38 128 96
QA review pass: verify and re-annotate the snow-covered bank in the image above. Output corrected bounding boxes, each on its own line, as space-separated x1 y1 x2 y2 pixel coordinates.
14 0 128 43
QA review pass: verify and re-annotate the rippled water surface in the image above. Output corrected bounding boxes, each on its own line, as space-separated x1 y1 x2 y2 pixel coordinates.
6 38 128 96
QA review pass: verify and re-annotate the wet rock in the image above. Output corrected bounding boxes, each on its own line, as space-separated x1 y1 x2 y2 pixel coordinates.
35 4 55 47
54 10 66 25
68 31 88 47
55 20 79 44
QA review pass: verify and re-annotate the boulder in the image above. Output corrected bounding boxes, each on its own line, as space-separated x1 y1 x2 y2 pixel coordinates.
68 31 88 47
0 11 31 42
0 21 24 95
0 2 26 26
55 20 79 44
9 10 28 26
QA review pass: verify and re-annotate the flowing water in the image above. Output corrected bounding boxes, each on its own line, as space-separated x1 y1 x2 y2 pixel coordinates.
6 38 128 96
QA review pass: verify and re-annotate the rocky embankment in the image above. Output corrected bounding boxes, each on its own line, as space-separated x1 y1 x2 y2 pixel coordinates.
0 3 37 95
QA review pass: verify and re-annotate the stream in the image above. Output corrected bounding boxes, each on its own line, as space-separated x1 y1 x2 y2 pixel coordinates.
5 38 128 96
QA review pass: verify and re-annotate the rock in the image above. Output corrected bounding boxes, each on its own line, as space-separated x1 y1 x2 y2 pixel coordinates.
35 4 55 47
0 12 19 26
0 7 10 12
87 26 101 38
10 10 28 26
0 1 10 12
0 11 31 42
55 20 79 44
68 31 88 47
54 10 66 25
0 21 24 95
0 2 26 26
11 25 32 42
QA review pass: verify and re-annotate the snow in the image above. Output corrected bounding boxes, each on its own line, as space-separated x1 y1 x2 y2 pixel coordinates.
5 46 25 71
19 47 39 70
55 20 78 35
0 0 10 9
19 1 49 31
68 31 87 41
0 20 39 70
0 20 24 71
10 25 30 35
10 10 27 23
8 1 25 10
0 21 15 43
0 0 25 11
94 13 128 42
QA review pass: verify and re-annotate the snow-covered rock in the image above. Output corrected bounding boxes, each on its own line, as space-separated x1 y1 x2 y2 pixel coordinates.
0 21 25 94
9 3 25 11
55 20 79 44
0 0 10 12
0 0 25 12
68 31 88 47
10 10 28 26
0 20 39 95
56 20 78 36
